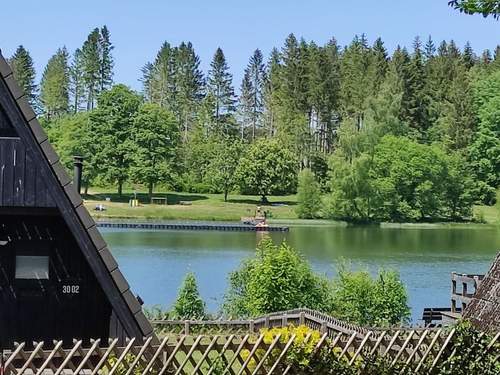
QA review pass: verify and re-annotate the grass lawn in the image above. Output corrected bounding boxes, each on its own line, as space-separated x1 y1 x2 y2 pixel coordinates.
84 187 500 225
84 189 299 222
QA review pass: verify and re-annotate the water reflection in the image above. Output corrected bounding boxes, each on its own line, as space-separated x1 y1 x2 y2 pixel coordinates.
102 225 500 322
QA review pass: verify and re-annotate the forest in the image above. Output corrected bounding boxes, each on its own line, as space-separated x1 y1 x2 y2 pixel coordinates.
6 22 500 222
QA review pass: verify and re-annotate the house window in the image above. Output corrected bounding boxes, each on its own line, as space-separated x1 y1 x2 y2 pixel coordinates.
15 256 49 280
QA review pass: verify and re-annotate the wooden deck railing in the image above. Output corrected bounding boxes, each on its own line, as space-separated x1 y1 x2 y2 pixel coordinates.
151 308 377 338
451 272 484 313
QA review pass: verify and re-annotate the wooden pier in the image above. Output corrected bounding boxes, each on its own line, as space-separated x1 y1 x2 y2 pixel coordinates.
96 221 290 232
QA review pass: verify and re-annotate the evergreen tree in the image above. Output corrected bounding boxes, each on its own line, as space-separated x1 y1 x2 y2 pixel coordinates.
263 47 281 137
238 70 254 140
173 42 204 141
340 34 376 125
9 45 37 108
143 42 175 109
172 273 205 319
69 48 86 113
81 28 101 110
434 66 476 150
406 37 429 136
40 47 70 119
424 35 436 61
207 47 236 134
244 49 266 141
371 38 389 91
463 42 477 69
99 25 114 91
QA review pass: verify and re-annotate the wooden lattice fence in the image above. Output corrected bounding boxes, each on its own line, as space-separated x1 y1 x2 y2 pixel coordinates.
3 328 499 374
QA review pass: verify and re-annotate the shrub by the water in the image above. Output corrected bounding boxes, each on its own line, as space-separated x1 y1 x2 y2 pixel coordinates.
222 239 333 317
331 263 411 326
296 168 322 219
172 272 206 319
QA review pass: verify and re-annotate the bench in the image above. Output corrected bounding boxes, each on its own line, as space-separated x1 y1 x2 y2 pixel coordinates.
151 197 167 205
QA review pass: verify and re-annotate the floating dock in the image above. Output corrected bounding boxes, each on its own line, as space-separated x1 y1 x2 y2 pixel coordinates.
96 221 289 232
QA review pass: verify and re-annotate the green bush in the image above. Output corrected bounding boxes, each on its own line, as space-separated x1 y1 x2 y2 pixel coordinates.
172 272 206 319
331 263 411 326
222 239 333 317
296 168 322 219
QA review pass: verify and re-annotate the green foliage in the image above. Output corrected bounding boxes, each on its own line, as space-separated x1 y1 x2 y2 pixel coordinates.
331 263 411 326
9 45 37 108
172 272 206 319
449 0 500 18
296 169 322 219
326 135 474 222
46 112 98 190
205 136 244 201
235 138 298 200
130 103 179 198
435 320 500 374
469 70 500 203
40 47 70 119
208 48 236 134
88 84 143 195
223 239 333 317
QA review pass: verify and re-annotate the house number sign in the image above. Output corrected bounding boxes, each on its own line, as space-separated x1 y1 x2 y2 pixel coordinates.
62 285 80 294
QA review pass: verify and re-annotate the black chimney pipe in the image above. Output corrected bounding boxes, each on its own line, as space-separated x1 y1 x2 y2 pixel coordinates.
73 156 84 195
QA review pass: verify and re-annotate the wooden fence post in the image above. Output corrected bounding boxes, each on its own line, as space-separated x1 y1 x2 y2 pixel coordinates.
184 321 190 335
250 320 255 333
299 312 305 326
265 316 270 329
321 322 328 335
282 314 288 327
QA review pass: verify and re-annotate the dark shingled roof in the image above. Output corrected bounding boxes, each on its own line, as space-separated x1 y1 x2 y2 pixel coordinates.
0 49 154 340
463 252 500 334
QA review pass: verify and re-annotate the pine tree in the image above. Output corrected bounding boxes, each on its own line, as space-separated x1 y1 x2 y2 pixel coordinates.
9 45 37 108
99 25 114 91
238 49 266 141
81 28 101 110
173 42 204 141
481 49 492 65
462 42 476 69
307 41 340 153
340 34 376 125
424 36 436 60
238 70 254 140
69 48 86 113
207 47 236 134
263 48 281 137
172 273 205 319
406 37 428 136
434 66 475 150
371 38 389 91
40 47 70 119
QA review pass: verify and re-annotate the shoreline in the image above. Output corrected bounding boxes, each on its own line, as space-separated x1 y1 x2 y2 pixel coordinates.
92 216 498 229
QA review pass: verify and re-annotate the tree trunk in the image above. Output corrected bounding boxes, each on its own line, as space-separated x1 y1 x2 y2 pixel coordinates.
148 182 154 202
224 189 228 202
118 181 123 197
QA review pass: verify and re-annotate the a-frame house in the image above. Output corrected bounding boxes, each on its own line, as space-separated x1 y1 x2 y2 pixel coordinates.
0 50 153 348
463 252 500 334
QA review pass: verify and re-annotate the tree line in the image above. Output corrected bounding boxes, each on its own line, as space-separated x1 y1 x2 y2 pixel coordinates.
7 24 500 221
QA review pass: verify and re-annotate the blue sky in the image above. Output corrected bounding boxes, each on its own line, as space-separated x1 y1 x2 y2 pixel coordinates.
0 0 498 91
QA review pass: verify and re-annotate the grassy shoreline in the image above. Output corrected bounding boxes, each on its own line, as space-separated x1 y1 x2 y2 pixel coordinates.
84 189 499 226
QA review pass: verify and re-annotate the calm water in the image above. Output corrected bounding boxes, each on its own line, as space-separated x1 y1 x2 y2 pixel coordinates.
102 224 500 322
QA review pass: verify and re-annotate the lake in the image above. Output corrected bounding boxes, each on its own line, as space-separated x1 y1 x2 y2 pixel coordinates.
102 224 500 322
